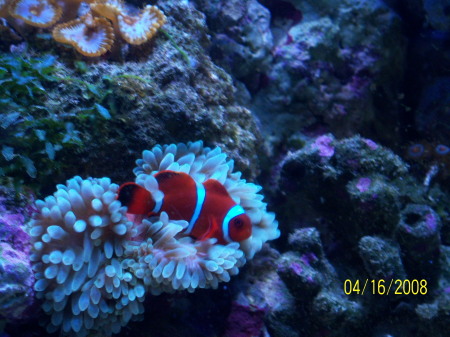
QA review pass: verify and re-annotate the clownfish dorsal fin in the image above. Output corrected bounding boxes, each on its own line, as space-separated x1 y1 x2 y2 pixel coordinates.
155 170 194 187
203 179 230 197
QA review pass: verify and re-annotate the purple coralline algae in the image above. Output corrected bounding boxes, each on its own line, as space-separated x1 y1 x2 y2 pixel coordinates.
0 193 34 321
223 296 266 337
355 177 372 193
397 204 441 284
277 135 407 239
236 246 297 337
313 135 335 158
275 227 364 336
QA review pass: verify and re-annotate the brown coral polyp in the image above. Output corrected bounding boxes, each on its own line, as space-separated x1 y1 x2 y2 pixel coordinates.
117 5 166 45
91 1 166 46
89 0 124 22
9 0 62 27
53 12 114 57
3 0 166 57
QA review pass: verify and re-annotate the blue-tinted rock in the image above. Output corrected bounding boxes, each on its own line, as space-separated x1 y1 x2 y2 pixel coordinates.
252 0 405 143
193 0 273 78
397 204 441 284
0 191 34 321
358 236 407 280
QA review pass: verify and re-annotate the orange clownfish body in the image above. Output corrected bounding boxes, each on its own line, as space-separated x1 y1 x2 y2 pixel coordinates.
117 170 252 244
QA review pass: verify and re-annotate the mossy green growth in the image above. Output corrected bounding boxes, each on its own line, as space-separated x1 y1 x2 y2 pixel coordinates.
0 53 82 191
160 29 191 65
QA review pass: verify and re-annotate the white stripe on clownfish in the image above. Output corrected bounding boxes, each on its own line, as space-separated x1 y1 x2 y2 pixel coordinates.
222 205 246 243
184 182 206 234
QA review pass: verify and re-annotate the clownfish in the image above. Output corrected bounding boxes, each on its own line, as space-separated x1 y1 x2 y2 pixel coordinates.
117 170 252 244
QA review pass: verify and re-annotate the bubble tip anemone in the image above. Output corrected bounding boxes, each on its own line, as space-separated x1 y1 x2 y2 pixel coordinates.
29 141 280 336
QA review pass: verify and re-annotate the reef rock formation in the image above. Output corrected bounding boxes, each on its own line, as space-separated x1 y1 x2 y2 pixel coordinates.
271 134 450 336
0 188 35 322
192 0 274 79
252 0 405 142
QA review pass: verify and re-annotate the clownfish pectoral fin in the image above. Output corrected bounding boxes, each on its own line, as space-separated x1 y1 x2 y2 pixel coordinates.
198 216 212 240
117 182 155 215
203 179 230 197
198 216 217 241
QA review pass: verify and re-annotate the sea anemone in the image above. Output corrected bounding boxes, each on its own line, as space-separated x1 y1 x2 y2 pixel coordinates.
29 176 145 336
122 140 278 293
29 141 279 335
125 211 246 294
133 140 280 258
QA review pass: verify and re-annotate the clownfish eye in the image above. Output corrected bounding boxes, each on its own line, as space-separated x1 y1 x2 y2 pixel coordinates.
407 144 425 158
435 144 450 156
232 218 244 229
